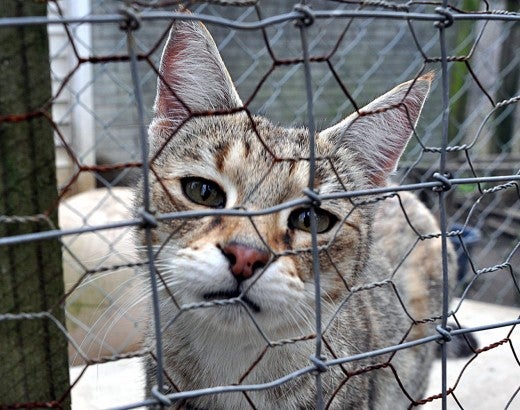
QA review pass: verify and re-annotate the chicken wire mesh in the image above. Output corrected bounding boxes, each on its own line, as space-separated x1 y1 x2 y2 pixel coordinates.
0 0 519 409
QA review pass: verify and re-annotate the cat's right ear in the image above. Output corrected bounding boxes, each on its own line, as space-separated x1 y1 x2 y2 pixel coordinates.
152 19 242 129
319 74 432 187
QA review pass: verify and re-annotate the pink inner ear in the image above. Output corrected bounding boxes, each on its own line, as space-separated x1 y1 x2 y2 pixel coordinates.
155 29 193 120
320 75 431 188
153 20 242 123
371 145 405 186
370 102 422 186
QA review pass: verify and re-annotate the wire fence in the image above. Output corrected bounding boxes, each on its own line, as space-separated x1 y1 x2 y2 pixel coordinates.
0 0 519 409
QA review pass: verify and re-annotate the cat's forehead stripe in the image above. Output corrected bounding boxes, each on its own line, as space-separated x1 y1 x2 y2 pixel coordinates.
214 140 230 172
160 116 362 210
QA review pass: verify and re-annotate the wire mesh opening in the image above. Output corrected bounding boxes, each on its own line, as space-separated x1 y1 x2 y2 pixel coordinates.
0 1 519 409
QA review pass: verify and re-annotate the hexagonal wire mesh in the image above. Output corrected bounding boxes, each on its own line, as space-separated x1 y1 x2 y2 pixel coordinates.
0 0 519 408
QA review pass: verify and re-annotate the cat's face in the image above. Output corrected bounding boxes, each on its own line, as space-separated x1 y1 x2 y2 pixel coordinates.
141 19 431 339
148 113 370 337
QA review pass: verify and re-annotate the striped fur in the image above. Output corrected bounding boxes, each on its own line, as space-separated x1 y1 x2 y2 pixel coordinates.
136 19 456 409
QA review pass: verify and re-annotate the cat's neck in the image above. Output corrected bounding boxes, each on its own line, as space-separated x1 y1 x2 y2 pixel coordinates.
161 317 317 409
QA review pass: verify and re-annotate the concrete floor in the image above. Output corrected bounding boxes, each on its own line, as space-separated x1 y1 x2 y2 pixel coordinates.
424 299 520 409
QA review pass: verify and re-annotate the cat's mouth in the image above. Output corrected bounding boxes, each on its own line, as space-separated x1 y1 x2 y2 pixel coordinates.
203 290 261 313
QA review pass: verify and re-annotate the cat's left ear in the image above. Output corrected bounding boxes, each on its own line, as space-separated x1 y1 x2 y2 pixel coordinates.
153 18 243 124
319 74 433 186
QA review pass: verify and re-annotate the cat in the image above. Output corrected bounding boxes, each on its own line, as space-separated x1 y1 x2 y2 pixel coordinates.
135 18 457 409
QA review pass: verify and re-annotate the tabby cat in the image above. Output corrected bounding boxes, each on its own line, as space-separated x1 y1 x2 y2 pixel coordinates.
136 18 455 409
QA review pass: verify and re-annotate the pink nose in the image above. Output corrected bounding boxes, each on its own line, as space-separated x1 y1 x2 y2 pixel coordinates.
221 243 270 281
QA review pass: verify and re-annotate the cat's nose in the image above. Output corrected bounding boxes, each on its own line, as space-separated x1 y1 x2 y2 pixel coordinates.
221 243 270 281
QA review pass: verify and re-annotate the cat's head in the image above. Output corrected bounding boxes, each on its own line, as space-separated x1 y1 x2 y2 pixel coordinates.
143 19 431 338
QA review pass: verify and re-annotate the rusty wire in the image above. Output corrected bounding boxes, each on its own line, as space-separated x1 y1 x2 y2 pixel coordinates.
0 1 519 409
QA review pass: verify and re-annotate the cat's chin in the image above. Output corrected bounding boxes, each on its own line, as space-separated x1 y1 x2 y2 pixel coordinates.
203 289 261 313
182 300 265 338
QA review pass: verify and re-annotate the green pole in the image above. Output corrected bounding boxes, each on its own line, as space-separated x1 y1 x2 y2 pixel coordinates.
0 1 70 407
493 0 519 153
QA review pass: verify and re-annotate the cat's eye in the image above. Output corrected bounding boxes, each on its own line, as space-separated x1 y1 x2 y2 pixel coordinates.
288 207 337 233
181 177 226 208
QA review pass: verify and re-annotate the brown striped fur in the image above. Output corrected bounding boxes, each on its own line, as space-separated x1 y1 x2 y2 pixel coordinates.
136 18 456 409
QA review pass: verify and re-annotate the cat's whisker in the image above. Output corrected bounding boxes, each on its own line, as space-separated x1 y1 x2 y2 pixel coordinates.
73 272 145 359
93 291 148 360
75 263 139 288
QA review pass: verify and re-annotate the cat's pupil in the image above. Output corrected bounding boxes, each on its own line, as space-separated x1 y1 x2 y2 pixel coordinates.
302 211 311 228
200 183 212 200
